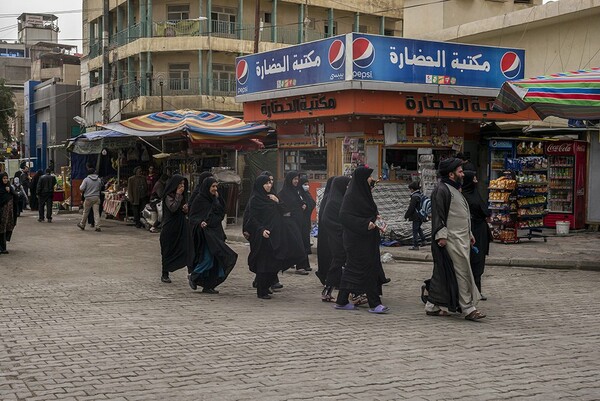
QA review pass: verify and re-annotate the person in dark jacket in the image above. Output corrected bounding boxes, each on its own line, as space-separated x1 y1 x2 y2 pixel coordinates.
277 171 310 275
315 176 335 286
159 175 192 283
29 170 43 211
334 167 389 314
404 181 427 250
188 177 238 294
462 163 492 301
245 175 305 299
127 166 148 228
0 172 19 254
320 175 351 302
36 168 57 223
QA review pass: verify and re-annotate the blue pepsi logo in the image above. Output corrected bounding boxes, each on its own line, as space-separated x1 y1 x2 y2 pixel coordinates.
236 60 249 85
500 52 521 80
353 37 375 69
328 39 345 70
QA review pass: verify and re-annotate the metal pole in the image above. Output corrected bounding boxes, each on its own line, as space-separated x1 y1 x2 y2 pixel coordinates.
253 0 260 53
102 0 110 124
159 81 164 111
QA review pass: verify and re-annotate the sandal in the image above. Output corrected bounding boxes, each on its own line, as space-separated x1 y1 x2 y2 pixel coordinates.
426 310 450 317
321 294 336 302
420 284 428 304
465 310 486 321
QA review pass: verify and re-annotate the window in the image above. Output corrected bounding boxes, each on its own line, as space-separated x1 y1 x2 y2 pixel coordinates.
212 64 235 95
211 6 237 35
324 21 337 36
384 29 394 36
168 4 190 21
263 12 272 24
169 63 190 91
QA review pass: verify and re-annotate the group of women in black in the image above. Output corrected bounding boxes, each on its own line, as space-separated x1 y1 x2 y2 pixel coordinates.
159 172 237 294
243 170 314 298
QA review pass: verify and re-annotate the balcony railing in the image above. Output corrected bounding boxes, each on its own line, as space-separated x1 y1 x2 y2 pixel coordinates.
91 19 327 59
108 76 238 100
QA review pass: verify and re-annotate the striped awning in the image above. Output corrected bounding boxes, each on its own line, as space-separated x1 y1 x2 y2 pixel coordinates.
102 109 271 143
494 68 600 120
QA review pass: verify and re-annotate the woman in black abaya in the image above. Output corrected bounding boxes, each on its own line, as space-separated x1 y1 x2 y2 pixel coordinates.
188 177 238 294
321 175 351 301
296 176 316 271
160 174 192 283
334 167 389 314
462 163 491 300
315 176 335 285
0 172 19 254
277 171 310 275
189 171 214 207
246 175 305 299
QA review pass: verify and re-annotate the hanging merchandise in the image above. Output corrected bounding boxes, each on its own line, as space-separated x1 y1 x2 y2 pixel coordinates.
127 147 139 161
141 146 150 162
488 173 518 244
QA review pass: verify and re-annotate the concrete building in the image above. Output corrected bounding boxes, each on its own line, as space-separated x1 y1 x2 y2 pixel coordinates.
81 0 404 125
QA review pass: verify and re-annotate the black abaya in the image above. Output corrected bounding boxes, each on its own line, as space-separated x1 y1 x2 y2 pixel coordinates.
321 176 350 288
316 176 335 285
160 175 192 273
337 167 382 307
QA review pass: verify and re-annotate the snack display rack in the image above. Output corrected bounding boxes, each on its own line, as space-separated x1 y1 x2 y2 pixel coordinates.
507 155 549 242
488 173 519 244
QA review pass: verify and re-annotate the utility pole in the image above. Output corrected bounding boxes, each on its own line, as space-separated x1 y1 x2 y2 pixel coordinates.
253 0 260 53
102 0 110 124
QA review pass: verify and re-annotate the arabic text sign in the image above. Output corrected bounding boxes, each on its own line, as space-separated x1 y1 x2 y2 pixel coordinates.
236 36 347 96
351 33 524 89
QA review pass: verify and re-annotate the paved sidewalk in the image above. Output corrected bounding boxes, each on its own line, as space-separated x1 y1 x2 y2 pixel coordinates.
225 225 600 271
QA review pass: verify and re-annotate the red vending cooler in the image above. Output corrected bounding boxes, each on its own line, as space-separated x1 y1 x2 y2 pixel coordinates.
544 140 587 229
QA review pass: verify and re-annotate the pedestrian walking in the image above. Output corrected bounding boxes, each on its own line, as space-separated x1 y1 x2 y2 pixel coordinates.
245 175 304 299
462 162 492 301
320 175 351 302
334 167 389 314
425 157 486 321
127 166 148 228
36 168 57 223
404 181 427 250
29 170 42 211
277 171 310 275
315 176 335 286
146 165 159 199
159 175 191 283
0 172 19 254
296 175 316 272
11 177 28 216
77 168 103 232
188 176 238 294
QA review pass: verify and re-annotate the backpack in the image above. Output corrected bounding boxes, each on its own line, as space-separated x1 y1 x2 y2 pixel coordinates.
417 193 431 222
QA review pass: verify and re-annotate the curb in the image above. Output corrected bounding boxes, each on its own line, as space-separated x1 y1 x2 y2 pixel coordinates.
225 233 600 272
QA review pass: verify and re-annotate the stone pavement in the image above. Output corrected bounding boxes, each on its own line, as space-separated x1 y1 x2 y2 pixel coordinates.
1 211 599 400
225 225 600 271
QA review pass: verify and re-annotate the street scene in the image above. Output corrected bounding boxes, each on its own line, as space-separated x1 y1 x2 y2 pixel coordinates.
1 212 600 400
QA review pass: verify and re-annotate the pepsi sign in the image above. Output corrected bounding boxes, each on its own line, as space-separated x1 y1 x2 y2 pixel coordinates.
351 33 525 89
236 35 347 96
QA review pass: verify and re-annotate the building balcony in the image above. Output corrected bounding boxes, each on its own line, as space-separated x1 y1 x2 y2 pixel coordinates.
90 19 325 58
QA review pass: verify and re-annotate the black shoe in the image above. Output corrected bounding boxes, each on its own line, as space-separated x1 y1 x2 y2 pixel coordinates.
271 282 283 290
202 288 219 294
0 250 8 254
295 269 309 275
480 294 488 301
161 275 172 283
47 219 52 223
302 266 313 272
252 280 257 288
38 219 44 222
257 294 272 299
268 288 274 294
188 274 197 290
383 277 391 284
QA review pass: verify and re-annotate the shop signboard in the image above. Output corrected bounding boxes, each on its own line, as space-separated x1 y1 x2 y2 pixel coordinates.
236 35 347 96
351 33 525 89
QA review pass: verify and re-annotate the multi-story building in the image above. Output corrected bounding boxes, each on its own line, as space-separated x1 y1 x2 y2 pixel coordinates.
81 0 404 125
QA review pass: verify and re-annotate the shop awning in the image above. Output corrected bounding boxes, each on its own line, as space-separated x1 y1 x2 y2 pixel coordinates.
494 68 600 120
67 129 137 154
101 109 272 143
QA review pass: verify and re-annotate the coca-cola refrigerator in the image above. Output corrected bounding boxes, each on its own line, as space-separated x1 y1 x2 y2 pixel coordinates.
544 140 587 229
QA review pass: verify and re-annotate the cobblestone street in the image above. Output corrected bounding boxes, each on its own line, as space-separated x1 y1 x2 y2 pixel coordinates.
1 212 599 400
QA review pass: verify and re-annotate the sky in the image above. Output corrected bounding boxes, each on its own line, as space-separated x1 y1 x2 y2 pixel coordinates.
0 0 83 51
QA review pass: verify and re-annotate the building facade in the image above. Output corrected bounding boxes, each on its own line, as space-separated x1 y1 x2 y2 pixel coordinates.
81 0 404 125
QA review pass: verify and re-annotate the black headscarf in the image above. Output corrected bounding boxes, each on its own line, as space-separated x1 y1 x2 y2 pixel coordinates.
0 172 14 206
247 175 286 252
189 177 220 227
278 170 304 216
461 162 478 194
260 170 274 178
189 171 214 205
339 167 377 219
162 174 188 203
318 176 335 223
322 176 351 231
